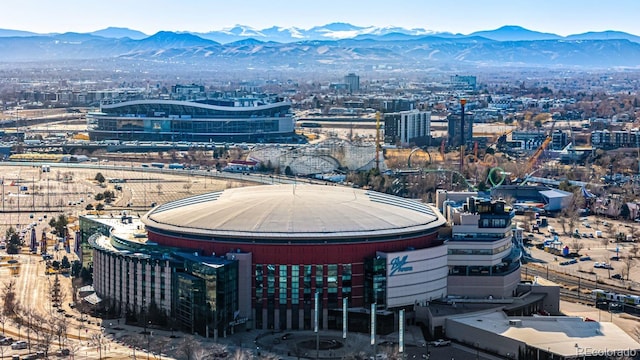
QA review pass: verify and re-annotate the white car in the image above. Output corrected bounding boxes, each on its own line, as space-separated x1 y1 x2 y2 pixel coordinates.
431 339 451 347
11 340 27 350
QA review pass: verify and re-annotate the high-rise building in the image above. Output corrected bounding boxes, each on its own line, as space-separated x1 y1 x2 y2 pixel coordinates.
384 110 431 146
551 130 568 150
447 110 474 148
344 73 360 94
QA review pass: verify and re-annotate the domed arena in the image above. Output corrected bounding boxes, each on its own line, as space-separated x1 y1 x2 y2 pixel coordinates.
140 184 448 330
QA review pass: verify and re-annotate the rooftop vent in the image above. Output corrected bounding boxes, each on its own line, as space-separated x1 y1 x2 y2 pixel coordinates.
508 319 522 327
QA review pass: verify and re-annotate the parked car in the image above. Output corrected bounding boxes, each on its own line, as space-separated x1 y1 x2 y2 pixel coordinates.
11 340 27 350
612 274 623 280
431 339 451 347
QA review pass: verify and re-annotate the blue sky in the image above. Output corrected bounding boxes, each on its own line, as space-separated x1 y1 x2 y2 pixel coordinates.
3 0 640 36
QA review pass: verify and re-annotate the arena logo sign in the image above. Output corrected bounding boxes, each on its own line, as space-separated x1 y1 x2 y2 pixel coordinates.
389 255 413 276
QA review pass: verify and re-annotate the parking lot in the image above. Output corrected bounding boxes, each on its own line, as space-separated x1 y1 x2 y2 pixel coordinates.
521 213 640 289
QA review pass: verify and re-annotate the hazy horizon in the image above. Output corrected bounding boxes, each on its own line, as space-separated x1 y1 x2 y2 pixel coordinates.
2 0 640 37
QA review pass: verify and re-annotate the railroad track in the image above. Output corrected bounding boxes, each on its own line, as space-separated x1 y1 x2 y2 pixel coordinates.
524 263 640 297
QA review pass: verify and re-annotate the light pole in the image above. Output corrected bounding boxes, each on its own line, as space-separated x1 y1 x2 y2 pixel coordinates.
147 321 151 360
315 292 319 360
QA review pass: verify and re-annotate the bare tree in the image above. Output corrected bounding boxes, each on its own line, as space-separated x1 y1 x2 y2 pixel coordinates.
156 183 163 194
631 244 640 258
607 225 618 243
77 319 86 340
0 306 7 335
567 213 578 237
570 239 584 254
630 226 638 242
151 337 171 360
601 237 609 250
558 214 568 235
91 332 106 360
18 307 38 352
622 255 637 281
37 316 55 359
232 348 253 360
50 313 68 348
176 335 200 360
193 347 209 360
66 341 82 360
2 280 17 317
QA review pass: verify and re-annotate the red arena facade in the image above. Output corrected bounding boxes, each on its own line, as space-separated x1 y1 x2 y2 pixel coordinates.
142 184 447 331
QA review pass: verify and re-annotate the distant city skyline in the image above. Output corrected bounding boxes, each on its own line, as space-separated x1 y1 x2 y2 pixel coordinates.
3 0 640 37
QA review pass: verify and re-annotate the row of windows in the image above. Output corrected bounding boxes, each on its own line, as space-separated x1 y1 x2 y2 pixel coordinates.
255 264 352 305
451 231 511 241
254 264 354 330
449 261 521 276
95 118 281 134
448 242 512 256
479 218 510 228
95 252 170 306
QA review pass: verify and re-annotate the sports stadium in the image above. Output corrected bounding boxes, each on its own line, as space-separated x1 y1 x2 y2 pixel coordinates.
87 97 295 142
85 184 448 333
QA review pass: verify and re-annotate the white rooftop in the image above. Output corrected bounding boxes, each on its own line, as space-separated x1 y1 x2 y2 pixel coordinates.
450 311 640 357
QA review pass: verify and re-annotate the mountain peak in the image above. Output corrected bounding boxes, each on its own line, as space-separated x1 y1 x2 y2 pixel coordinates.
469 25 561 41
90 27 148 40
312 22 364 32
142 31 219 46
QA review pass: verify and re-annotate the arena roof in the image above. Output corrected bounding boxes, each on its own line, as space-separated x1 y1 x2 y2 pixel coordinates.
142 184 445 240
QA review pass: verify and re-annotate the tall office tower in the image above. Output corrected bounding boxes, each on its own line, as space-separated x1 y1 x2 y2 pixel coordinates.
344 73 360 94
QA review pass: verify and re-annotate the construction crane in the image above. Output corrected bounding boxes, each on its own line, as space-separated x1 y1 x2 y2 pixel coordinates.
522 118 558 178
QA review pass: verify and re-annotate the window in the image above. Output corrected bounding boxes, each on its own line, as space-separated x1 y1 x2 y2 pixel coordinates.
291 265 299 305
279 265 288 305
316 265 324 293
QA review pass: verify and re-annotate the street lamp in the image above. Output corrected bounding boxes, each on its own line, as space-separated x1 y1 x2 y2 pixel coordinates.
147 321 151 360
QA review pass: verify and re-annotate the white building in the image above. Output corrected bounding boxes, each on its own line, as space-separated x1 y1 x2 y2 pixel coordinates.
442 194 521 298
447 311 640 359
383 110 431 146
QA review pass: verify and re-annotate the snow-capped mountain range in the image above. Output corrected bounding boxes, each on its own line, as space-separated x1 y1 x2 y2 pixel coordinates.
1 23 640 69
6 23 640 44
